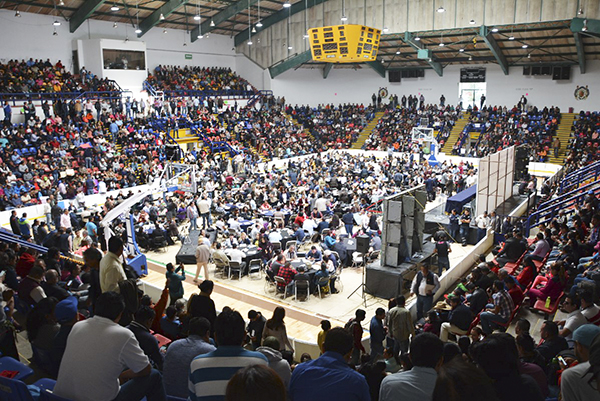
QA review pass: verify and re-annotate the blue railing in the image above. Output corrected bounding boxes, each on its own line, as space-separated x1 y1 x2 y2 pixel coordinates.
559 160 600 194
248 90 273 108
0 90 123 105
142 81 257 100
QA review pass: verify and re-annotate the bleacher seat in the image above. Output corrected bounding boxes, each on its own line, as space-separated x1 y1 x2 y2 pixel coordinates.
0 376 56 401
533 291 564 319
0 356 34 381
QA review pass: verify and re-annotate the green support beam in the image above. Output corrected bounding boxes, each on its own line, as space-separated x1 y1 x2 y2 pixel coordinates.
138 0 190 37
573 32 586 74
192 0 259 43
402 32 443 76
571 17 600 39
323 63 333 79
234 0 331 47
269 51 312 79
69 0 107 33
366 61 386 78
479 25 509 75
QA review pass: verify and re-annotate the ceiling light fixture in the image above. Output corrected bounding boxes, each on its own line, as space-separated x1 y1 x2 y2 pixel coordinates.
210 19 215 27
160 13 165 20
163 28 167 34
469 19 476 25
15 10 20 17
522 44 528 49
252 26 256 33
383 26 389 33
341 15 348 21
135 26 142 34
439 42 445 47
53 20 61 26
583 19 588 31
414 35 421 41
248 40 253 45
437 6 445 13
53 28 58 36
198 34 204 39
256 20 263 28
303 33 309 38
491 27 499 32
469 55 473 61
110 3 119 12
113 21 117 28
396 50 401 55
459 48 465 52
527 53 531 59
59 0 64 5
283 1 291 8
578 8 584 15
288 45 293 50
509 35 515 40
194 14 200 21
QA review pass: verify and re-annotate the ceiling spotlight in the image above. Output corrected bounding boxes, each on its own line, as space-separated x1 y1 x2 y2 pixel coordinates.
396 51 401 55
15 10 20 17
205 33 209 38
459 48 465 52
256 20 263 28
252 26 256 33
527 53 531 59
53 28 58 36
469 55 473 61
583 19 588 31
210 19 215 27
288 45 293 50
522 44 528 49
113 22 117 28
491 27 499 32
59 0 64 5
53 20 61 26
383 27 389 33
303 33 309 39
437 7 445 13
428 58 432 62
341 15 348 21
509 35 515 40
198 34 204 39
578 8 584 15
193 14 200 21
439 42 445 47
469 19 476 25
248 40 253 45
135 26 142 34
283 1 291 8
110 4 119 12
163 28 167 34
160 13 165 20
414 35 421 41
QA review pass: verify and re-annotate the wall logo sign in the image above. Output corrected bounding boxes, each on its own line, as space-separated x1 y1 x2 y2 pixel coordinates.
378 87 388 98
185 54 193 60
574 85 589 101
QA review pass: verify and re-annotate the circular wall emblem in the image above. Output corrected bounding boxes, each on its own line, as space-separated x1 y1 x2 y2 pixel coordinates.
378 87 389 98
574 85 589 101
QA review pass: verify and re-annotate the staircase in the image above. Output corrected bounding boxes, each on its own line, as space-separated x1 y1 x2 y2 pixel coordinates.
440 112 470 154
547 113 576 165
351 111 385 149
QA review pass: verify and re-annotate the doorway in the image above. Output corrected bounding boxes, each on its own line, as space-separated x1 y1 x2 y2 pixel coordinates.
459 82 487 108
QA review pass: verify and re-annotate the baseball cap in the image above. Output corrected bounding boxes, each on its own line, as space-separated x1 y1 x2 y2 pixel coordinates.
54 296 78 324
573 324 600 349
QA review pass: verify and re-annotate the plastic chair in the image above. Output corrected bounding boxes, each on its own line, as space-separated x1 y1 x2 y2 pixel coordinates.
0 375 56 401
294 280 310 301
0 356 34 381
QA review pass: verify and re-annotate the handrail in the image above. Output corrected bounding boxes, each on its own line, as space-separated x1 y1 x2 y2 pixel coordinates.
0 90 123 105
141 81 257 100
559 160 600 194
0 231 84 265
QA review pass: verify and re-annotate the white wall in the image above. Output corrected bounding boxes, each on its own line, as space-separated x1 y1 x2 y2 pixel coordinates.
270 61 600 111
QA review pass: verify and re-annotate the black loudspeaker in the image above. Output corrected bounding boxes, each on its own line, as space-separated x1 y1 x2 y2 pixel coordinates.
389 70 401 82
356 235 370 254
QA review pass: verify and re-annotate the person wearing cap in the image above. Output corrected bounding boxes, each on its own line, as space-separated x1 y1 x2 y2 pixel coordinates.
560 324 600 401
50 296 79 375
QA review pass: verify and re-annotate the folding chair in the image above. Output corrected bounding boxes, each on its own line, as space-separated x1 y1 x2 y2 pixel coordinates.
294 280 310 301
274 276 290 298
228 261 244 280
316 276 331 298
248 259 262 280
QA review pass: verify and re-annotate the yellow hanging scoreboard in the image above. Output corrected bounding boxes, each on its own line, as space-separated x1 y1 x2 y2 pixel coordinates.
308 24 381 63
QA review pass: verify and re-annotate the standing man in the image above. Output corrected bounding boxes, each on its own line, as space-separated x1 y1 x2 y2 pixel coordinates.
197 196 211 229
3 101 11 127
553 137 561 159
342 209 354 236
99 236 127 293
166 262 186 305
371 93 377 108
411 265 440 321
369 308 387 362
459 208 472 246
475 211 490 242
188 310 267 401
53 292 166 401
346 309 366 365
448 209 460 242
247 310 267 350
289 327 370 401
480 94 486 108
187 202 199 231
433 233 451 277
194 238 210 284
9 210 20 235
387 295 414 357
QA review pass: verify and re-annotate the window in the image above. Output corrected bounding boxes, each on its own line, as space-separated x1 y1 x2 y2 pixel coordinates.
102 49 145 70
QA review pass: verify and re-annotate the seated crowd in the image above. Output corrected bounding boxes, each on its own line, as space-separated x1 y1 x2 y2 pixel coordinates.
146 65 256 94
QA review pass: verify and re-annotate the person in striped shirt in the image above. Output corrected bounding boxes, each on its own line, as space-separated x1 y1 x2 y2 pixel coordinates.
188 309 268 401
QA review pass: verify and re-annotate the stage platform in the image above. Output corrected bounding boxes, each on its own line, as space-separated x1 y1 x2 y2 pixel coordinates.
175 228 217 264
